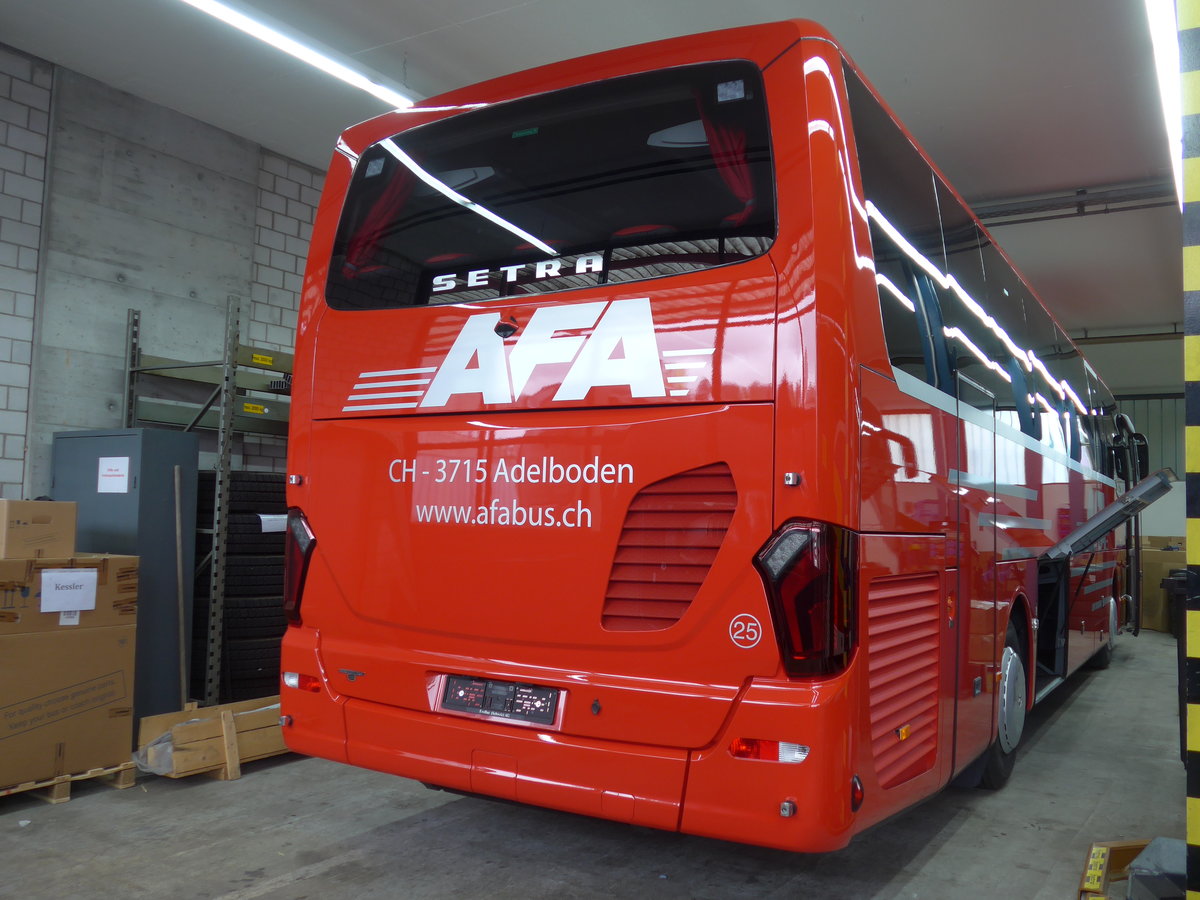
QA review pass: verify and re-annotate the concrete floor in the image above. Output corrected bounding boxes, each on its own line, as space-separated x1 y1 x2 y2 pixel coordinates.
1 631 1184 900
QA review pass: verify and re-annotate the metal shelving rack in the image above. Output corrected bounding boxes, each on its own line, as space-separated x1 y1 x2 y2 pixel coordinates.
123 298 292 705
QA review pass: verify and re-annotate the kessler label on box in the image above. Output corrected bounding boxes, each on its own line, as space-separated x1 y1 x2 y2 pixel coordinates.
39 569 98 613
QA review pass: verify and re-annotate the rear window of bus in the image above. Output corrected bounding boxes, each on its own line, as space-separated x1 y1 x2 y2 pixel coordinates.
326 61 776 310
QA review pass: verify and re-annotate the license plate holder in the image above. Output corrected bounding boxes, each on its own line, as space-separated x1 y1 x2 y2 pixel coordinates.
440 674 560 726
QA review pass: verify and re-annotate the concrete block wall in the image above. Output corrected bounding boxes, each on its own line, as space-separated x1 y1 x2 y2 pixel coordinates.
0 46 51 499
251 151 322 352
30 67 260 495
240 151 323 473
0 41 327 494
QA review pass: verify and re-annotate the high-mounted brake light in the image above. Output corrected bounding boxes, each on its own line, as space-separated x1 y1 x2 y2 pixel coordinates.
283 508 316 626
753 521 857 676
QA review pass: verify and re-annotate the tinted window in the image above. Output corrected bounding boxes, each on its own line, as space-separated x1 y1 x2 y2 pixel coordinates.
933 187 1015 414
846 64 947 388
327 62 776 309
848 58 1110 470
1086 365 1117 476
870 221 938 383
1048 335 1091 463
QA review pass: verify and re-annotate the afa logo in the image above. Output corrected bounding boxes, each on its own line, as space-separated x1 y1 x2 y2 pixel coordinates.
343 298 714 412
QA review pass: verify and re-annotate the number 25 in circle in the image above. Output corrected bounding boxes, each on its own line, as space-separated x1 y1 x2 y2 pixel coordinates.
729 614 762 649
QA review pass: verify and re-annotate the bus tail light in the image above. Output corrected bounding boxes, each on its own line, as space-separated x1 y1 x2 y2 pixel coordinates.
754 521 857 676
730 738 811 763
283 508 316 627
282 671 321 693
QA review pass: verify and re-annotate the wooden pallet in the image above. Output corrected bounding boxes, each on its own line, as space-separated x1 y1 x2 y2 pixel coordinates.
0 761 137 804
137 695 287 780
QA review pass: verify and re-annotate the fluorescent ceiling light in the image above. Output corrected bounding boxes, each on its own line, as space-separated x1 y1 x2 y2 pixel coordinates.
1143 0 1182 207
379 138 555 254
177 0 415 109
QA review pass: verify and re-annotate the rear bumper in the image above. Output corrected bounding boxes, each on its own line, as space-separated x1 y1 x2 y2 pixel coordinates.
344 696 687 831
281 629 860 851
681 678 857 851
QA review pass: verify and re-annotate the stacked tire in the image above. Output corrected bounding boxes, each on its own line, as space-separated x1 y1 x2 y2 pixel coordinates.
192 472 287 702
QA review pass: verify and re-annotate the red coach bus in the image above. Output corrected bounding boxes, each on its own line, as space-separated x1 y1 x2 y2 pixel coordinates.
280 20 1169 851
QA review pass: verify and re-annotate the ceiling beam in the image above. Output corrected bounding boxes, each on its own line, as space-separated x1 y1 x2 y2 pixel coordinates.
1071 329 1183 345
974 180 1177 228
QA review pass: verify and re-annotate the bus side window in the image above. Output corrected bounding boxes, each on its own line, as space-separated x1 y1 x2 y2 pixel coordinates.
936 183 1035 430
845 64 948 390
1050 338 1090 464
1006 356 1039 437
934 266 1016 414
1019 297 1070 454
1086 367 1117 477
870 224 938 386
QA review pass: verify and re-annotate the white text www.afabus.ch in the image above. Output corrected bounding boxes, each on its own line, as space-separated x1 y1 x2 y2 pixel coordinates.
413 498 593 528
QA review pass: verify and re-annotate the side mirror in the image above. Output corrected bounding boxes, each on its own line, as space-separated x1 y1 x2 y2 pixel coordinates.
1133 433 1149 481
1112 447 1128 483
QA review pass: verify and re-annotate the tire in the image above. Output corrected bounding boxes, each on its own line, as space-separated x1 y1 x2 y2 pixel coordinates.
192 594 287 640
979 621 1027 790
196 472 286 517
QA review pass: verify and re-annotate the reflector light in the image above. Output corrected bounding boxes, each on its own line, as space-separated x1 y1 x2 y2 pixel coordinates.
730 738 811 763
282 671 321 693
283 508 316 626
851 775 865 812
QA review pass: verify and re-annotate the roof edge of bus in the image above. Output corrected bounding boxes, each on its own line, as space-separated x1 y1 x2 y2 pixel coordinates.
338 19 837 145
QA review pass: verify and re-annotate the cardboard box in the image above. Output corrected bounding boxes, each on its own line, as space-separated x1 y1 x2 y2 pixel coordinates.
0 555 138 634
0 500 76 559
0 555 137 789
0 627 136 787
1140 546 1186 633
1141 536 1185 550
1078 839 1149 899
1141 590 1169 634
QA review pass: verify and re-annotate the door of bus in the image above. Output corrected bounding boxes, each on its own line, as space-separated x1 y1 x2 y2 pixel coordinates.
1111 413 1151 634
1036 467 1174 696
953 374 998 771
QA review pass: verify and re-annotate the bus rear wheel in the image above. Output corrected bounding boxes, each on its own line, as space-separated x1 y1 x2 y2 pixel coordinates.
979 621 1026 790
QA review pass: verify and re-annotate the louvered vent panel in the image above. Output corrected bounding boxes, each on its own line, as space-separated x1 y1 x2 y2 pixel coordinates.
601 463 736 631
867 573 940 789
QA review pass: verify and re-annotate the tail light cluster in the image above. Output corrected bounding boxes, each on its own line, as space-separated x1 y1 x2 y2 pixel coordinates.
753 520 857 676
283 508 316 626
282 672 321 692
730 738 811 763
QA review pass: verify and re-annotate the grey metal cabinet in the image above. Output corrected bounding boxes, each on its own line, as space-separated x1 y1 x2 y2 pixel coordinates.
51 428 198 720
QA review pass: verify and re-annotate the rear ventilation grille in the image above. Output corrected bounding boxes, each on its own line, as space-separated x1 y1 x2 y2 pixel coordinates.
601 463 736 631
867 572 940 789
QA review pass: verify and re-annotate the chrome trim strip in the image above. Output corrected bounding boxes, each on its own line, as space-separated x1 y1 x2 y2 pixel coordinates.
1000 548 1042 561
981 514 1052 531
949 469 1039 502
892 368 1117 488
